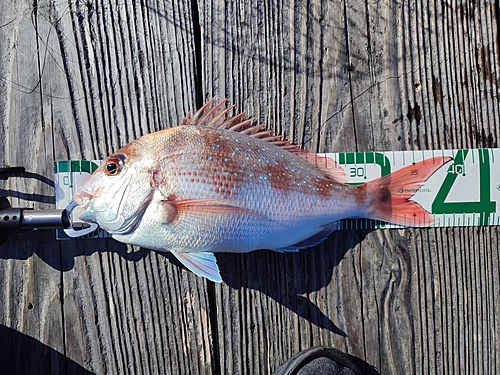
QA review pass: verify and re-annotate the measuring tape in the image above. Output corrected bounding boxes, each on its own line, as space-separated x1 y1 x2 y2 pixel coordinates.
54 148 500 239
326 148 499 230
54 160 107 239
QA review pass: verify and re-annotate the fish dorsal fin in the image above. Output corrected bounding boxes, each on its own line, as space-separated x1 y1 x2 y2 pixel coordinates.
182 98 346 182
181 98 298 150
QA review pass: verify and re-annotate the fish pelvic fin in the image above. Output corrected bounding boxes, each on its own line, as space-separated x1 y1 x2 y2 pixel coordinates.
361 156 453 227
170 250 223 283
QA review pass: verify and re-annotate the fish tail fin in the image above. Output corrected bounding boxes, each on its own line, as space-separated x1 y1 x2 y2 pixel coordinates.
362 156 452 227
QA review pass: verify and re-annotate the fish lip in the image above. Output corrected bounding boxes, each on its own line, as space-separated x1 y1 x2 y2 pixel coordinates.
73 191 96 223
73 205 94 223
74 190 93 207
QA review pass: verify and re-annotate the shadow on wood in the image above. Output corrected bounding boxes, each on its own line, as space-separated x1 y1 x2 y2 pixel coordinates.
0 220 371 337
214 229 372 336
0 172 57 204
0 230 148 272
0 324 94 375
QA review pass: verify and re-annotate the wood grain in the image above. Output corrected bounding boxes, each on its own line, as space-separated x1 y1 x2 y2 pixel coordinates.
201 0 500 374
1 0 213 374
1 0 500 374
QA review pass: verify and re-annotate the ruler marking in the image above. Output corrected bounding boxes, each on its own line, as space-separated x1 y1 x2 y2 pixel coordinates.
55 148 500 236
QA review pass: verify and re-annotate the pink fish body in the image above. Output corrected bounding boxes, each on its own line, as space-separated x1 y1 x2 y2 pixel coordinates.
74 99 451 282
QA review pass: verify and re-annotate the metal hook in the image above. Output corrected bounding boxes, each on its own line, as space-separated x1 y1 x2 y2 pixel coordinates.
63 200 99 238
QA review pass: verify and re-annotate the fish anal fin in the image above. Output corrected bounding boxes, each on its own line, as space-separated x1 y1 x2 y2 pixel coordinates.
170 250 222 282
363 156 453 226
274 223 336 252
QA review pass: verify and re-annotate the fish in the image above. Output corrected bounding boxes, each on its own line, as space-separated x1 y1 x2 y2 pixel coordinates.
73 98 452 282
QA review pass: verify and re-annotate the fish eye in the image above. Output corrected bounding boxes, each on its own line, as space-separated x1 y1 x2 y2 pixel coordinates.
103 156 123 176
105 162 120 176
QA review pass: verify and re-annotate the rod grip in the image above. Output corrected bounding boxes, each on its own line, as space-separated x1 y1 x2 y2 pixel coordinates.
20 209 70 229
0 208 23 233
0 197 71 246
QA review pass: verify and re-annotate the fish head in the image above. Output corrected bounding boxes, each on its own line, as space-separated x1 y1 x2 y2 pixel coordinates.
73 140 155 234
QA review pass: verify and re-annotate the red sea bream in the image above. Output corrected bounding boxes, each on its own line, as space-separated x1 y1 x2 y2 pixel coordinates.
74 99 451 282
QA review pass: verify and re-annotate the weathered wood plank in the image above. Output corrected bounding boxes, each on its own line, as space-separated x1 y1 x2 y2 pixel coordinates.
201 0 500 374
2 0 500 374
200 0 362 373
0 1 69 373
1 0 214 373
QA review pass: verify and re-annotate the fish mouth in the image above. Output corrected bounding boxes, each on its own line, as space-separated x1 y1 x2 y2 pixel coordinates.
74 190 93 208
76 177 153 235
73 190 97 224
73 204 95 223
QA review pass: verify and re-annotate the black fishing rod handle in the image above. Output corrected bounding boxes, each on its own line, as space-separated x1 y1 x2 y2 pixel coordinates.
0 197 70 246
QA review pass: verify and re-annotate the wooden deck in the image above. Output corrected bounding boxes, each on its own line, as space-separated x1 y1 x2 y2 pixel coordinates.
1 0 499 373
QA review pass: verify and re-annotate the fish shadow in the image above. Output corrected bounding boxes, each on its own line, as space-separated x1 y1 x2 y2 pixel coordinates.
0 224 371 336
0 230 148 271
0 324 95 375
1 181 374 335
214 229 372 336
0 229 371 335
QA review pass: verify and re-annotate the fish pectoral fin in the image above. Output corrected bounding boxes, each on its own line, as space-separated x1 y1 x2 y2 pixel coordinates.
166 198 261 217
274 223 336 252
170 250 223 283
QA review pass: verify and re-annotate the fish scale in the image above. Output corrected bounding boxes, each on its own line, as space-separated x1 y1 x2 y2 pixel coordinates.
157 126 338 218
67 99 452 282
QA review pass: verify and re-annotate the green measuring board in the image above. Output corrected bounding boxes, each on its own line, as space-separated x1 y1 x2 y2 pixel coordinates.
325 148 499 229
54 148 500 239
54 160 109 239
